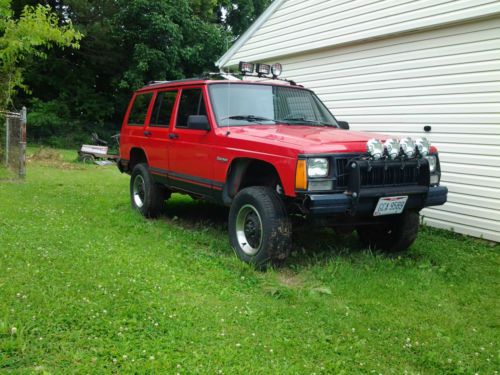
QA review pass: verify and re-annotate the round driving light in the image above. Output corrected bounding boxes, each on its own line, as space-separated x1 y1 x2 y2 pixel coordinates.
271 63 282 77
400 137 416 158
366 139 383 160
415 137 431 157
384 138 400 159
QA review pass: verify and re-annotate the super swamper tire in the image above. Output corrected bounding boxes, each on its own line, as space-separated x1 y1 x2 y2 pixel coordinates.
229 186 291 269
357 210 420 253
130 163 167 218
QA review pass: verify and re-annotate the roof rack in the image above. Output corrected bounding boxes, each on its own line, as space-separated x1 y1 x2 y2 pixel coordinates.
145 73 299 87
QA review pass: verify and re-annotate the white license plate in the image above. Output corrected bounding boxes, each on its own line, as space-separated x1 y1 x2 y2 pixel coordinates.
373 196 408 216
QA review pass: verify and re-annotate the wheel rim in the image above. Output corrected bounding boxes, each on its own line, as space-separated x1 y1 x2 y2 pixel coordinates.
133 175 146 208
235 204 263 256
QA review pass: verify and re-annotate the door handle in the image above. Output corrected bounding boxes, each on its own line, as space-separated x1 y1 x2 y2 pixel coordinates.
143 131 152 137
169 133 179 139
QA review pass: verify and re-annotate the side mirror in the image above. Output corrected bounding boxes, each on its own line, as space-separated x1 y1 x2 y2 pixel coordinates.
187 115 210 131
337 120 349 130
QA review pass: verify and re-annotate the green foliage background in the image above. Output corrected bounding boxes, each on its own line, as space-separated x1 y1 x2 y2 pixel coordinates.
6 0 271 146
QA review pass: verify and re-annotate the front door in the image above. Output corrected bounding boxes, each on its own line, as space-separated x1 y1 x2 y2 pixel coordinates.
168 86 215 196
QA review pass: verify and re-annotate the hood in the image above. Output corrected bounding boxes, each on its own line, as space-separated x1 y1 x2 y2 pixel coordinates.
224 125 389 154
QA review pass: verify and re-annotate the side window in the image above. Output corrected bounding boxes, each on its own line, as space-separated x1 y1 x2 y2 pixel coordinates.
176 89 206 128
128 93 153 126
150 91 177 127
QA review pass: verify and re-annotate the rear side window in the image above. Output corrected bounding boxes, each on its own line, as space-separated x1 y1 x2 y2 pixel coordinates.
150 91 177 127
127 93 153 126
176 89 206 128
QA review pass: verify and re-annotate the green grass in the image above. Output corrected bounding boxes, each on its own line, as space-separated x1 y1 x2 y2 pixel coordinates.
0 165 16 180
0 149 498 374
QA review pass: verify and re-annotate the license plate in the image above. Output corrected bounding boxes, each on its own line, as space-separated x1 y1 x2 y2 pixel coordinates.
373 196 408 216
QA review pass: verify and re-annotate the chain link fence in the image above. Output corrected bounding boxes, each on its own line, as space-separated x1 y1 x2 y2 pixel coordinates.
0 107 27 180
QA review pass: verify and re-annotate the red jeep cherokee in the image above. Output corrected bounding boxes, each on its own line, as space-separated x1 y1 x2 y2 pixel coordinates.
118 68 447 268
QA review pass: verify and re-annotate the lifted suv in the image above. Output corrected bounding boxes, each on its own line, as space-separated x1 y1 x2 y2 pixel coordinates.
118 74 447 268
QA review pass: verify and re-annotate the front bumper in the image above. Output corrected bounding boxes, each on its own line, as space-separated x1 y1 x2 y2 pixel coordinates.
304 185 448 216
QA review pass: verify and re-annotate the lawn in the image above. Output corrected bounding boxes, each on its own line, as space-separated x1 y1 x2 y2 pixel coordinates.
0 149 498 374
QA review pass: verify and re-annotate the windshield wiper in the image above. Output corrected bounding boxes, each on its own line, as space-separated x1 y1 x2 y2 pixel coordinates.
282 117 337 127
220 115 280 123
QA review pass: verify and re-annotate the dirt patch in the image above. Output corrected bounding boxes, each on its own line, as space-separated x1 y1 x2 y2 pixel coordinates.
30 147 64 162
276 270 305 288
28 147 83 170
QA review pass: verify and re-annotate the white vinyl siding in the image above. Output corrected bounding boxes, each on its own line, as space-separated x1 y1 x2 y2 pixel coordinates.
221 6 500 242
225 0 500 67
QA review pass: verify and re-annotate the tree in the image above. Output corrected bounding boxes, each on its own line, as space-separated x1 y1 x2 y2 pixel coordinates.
0 0 81 109
221 0 271 37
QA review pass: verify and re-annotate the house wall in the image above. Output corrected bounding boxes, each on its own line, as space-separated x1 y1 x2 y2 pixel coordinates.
224 0 500 67
255 17 500 242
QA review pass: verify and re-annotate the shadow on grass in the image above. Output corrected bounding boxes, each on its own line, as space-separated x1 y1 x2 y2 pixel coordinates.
162 195 370 268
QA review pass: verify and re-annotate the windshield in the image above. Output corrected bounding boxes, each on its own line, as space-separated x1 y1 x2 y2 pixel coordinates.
208 83 338 127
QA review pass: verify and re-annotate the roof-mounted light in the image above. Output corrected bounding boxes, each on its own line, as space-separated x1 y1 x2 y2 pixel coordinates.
271 63 282 78
256 63 271 77
238 61 254 75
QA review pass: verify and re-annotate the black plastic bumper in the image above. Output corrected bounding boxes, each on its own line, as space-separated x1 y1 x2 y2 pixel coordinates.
305 186 448 216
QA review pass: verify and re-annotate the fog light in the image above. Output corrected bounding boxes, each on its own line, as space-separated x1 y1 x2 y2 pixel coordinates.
430 175 440 185
308 180 333 191
384 138 400 159
415 137 431 157
367 139 383 160
400 137 416 158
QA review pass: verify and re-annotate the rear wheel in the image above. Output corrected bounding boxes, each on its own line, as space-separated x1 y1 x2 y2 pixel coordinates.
229 186 291 269
130 163 170 218
79 153 95 164
357 210 420 253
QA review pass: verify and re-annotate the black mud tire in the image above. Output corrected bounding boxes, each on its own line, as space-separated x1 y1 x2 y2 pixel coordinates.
357 210 420 253
228 186 292 270
130 163 169 218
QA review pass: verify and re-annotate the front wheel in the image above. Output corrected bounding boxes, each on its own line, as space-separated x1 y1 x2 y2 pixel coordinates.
130 163 170 218
357 210 420 253
228 186 292 269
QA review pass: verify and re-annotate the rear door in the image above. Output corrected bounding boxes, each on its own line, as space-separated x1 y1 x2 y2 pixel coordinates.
121 91 154 161
168 86 215 195
143 89 178 173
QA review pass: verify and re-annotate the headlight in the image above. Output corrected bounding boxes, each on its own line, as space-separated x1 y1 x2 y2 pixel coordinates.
400 137 416 158
384 138 400 159
307 158 329 177
366 139 383 160
415 137 431 157
426 155 437 173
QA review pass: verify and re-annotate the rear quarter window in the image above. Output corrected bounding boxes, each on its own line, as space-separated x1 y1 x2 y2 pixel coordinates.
127 93 153 126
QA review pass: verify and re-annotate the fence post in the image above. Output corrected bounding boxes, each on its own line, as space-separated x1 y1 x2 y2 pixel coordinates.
19 107 27 178
5 116 9 167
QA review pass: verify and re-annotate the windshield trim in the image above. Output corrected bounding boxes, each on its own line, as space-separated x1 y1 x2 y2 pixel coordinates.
207 82 339 128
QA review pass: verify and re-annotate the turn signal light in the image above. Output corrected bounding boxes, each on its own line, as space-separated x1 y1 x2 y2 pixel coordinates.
295 159 307 190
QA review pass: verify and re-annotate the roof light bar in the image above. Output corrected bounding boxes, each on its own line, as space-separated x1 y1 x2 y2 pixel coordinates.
256 63 271 76
238 61 254 75
271 63 282 77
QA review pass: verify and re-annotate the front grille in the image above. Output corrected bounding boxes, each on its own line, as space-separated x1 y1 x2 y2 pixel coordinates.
335 157 419 188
